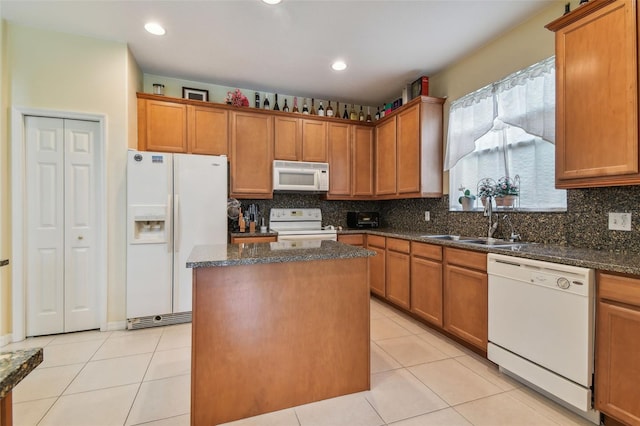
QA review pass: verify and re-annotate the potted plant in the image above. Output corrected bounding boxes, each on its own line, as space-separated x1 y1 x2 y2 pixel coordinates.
495 176 519 207
458 186 476 211
477 178 496 207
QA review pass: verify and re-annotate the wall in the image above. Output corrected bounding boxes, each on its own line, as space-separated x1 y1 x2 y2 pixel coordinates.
143 73 375 118
0 13 11 342
2 22 142 337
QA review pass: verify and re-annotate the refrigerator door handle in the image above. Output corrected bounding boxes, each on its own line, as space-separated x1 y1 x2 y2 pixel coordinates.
167 194 173 253
174 194 181 252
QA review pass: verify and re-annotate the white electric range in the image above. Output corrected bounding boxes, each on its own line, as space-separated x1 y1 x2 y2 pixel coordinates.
269 208 337 241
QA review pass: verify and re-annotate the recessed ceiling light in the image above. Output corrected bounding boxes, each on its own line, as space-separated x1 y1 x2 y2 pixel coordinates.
331 61 347 71
144 22 166 36
262 0 282 4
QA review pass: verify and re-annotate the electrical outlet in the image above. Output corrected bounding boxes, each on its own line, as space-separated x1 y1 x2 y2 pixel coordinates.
424 211 430 221
608 212 632 231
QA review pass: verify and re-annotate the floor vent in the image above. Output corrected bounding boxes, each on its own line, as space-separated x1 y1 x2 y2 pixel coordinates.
127 312 192 330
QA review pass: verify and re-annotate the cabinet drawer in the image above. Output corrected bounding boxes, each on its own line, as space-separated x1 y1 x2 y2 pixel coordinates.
367 235 386 249
230 236 277 244
387 238 410 253
338 234 365 246
598 272 640 306
411 241 442 261
444 247 487 272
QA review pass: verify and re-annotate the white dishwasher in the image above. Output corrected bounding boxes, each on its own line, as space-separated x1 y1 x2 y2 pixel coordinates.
487 253 599 424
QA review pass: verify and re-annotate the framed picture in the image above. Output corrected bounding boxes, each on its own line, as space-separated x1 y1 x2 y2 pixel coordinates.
182 87 209 102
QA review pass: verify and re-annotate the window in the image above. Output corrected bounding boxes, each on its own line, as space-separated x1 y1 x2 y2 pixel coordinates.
445 57 566 211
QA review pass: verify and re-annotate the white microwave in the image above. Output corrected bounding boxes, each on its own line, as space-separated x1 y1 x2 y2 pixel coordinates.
273 160 329 192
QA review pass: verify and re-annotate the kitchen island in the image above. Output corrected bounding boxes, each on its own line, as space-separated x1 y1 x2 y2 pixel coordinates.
186 240 375 426
1 348 43 426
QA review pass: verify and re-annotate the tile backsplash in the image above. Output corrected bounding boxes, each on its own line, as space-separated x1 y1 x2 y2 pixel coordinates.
238 185 640 253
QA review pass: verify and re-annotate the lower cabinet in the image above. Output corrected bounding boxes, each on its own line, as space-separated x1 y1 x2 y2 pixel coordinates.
366 235 386 297
596 272 640 425
386 238 411 309
410 242 443 327
443 247 488 351
337 233 365 247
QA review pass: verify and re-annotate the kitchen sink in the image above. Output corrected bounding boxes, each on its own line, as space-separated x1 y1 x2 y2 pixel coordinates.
462 238 530 247
421 235 530 247
420 235 479 241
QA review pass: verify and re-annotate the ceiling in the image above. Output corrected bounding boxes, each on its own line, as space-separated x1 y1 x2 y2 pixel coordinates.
0 0 558 106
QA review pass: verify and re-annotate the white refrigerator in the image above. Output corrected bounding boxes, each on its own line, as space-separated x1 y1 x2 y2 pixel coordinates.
126 151 227 324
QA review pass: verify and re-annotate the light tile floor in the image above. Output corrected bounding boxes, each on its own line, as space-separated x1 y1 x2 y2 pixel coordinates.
5 298 593 426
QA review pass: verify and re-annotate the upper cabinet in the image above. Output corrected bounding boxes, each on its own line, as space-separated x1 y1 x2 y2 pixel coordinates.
274 117 327 162
547 0 640 188
137 94 228 156
374 96 444 199
229 111 274 199
326 123 375 199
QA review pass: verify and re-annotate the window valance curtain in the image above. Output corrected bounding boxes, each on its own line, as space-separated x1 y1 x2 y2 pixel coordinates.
444 56 555 171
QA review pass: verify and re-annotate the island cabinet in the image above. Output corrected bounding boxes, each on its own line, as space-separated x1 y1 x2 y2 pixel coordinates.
337 233 365 247
546 0 640 188
595 272 640 425
327 123 374 199
366 235 386 297
229 111 274 199
410 241 443 327
443 247 488 351
385 238 411 309
137 94 228 155
274 117 327 162
373 96 444 199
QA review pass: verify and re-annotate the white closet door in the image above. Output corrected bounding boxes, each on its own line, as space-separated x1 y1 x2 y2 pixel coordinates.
64 119 99 332
25 116 100 336
26 117 65 336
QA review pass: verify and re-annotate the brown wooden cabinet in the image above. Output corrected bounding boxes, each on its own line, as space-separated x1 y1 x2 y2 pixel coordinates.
301 119 327 162
410 242 443 327
230 235 277 243
547 0 640 188
274 117 327 162
337 233 365 247
373 96 444 199
366 235 386 297
396 104 421 194
327 122 351 197
443 247 487 351
386 238 411 309
352 126 374 197
274 116 300 160
137 94 229 155
375 116 397 195
229 111 273 198
138 98 188 153
595 272 640 425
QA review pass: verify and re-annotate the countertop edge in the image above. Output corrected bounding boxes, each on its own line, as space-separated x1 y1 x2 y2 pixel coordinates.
0 348 43 399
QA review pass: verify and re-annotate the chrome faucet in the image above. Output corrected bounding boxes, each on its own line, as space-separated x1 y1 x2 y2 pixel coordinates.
484 196 498 239
502 214 521 242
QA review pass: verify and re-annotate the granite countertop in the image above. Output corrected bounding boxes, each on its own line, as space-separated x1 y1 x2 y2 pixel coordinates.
339 228 640 276
187 240 375 268
1 348 43 399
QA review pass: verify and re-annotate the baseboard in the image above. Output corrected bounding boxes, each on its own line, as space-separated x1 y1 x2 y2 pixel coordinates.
105 321 127 331
0 333 12 348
